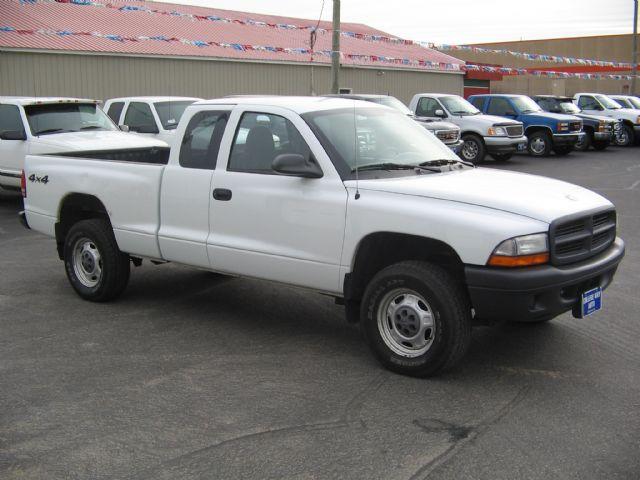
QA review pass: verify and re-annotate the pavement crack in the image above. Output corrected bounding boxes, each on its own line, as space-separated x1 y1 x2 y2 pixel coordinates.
408 385 531 480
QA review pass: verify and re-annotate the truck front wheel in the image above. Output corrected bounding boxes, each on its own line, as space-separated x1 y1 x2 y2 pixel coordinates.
528 131 552 157
460 134 486 164
361 261 471 377
63 219 130 302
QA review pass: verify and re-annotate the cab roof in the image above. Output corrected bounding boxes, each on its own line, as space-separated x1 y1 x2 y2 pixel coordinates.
196 96 386 114
0 96 99 106
106 96 203 103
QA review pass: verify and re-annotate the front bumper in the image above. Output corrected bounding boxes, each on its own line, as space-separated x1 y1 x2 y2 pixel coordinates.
446 139 464 153
484 135 528 153
552 132 584 146
465 238 625 323
593 131 614 141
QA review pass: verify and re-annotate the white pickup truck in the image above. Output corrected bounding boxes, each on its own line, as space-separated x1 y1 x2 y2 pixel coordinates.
21 96 625 377
0 97 168 190
574 93 640 146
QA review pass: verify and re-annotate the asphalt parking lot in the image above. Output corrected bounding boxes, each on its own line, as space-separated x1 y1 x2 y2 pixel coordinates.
1 148 639 480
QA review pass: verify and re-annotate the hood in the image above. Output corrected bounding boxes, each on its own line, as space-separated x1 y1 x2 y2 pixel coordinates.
414 119 459 131
575 112 617 123
613 109 640 121
29 130 169 153
524 111 581 122
471 113 522 126
348 168 612 223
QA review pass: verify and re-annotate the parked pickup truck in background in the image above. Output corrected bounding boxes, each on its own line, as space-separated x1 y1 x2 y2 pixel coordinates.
532 95 618 151
408 93 527 164
104 96 202 145
22 96 625 377
469 94 584 157
608 95 640 110
0 97 168 191
574 93 640 147
327 94 464 154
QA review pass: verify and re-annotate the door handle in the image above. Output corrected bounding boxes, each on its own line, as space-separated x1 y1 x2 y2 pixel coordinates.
213 188 232 201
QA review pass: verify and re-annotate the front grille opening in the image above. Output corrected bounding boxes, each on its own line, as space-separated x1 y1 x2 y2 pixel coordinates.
550 209 616 265
556 219 586 237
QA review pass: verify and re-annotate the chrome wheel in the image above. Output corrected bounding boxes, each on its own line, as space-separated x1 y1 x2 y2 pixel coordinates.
616 129 630 146
72 237 102 288
461 140 479 162
530 137 547 155
377 288 436 358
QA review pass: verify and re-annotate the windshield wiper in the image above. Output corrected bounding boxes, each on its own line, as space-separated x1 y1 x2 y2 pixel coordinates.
451 110 472 115
352 162 440 173
420 159 475 168
79 125 105 131
35 128 68 135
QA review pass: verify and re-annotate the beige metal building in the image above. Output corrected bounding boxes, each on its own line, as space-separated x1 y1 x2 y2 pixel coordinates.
451 34 638 96
0 0 464 104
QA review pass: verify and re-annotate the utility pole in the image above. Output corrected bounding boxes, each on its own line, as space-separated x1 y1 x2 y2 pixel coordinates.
633 0 638 95
331 0 340 94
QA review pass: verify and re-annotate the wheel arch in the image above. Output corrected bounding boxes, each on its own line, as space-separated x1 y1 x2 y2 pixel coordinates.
524 125 554 137
55 193 111 259
344 232 465 303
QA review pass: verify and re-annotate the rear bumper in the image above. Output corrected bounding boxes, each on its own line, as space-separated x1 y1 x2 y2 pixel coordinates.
552 132 584 146
19 210 30 230
465 238 625 323
484 135 528 153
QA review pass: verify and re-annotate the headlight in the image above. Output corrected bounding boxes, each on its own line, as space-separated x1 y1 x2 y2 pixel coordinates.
598 120 606 132
487 233 549 267
558 122 569 132
487 126 507 136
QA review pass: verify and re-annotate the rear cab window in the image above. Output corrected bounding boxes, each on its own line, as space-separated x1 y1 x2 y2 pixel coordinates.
179 110 228 170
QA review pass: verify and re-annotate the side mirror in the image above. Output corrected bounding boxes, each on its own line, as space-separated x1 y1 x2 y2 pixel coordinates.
130 124 159 134
434 109 446 118
118 124 130 132
0 130 27 141
272 153 323 178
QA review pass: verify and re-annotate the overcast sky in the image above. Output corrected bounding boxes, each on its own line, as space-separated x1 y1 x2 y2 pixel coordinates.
159 0 638 44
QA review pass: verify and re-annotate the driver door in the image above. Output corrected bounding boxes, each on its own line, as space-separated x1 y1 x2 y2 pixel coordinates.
0 104 28 186
207 106 348 293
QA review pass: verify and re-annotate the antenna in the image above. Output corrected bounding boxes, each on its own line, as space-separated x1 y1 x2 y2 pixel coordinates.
353 100 360 200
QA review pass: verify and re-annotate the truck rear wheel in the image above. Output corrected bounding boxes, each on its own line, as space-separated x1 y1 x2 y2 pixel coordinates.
63 219 130 302
361 261 471 377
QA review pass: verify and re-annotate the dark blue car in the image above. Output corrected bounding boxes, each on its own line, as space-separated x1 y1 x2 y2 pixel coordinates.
468 94 584 157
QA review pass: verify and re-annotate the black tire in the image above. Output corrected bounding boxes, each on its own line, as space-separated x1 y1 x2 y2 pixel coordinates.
553 146 573 156
460 134 486 164
360 261 472 377
528 131 552 157
592 140 609 151
63 219 130 302
489 153 512 161
616 124 635 147
574 130 592 151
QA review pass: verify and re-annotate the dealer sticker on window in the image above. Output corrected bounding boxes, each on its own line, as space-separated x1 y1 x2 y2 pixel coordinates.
581 287 602 317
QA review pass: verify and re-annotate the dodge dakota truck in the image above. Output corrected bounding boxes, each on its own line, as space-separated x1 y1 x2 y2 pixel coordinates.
0 97 168 190
21 96 625 377
469 94 584 157
408 93 527 164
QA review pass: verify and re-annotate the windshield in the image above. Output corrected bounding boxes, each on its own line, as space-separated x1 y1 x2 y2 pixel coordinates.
628 97 640 109
510 96 542 113
558 101 580 114
372 97 413 115
595 95 622 109
24 103 117 136
154 101 196 130
440 95 480 115
303 107 458 175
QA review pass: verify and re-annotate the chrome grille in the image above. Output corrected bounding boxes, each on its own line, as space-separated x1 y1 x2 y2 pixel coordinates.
505 125 524 137
549 209 616 266
435 129 460 144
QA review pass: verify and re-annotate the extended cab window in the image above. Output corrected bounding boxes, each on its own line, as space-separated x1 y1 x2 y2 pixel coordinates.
228 112 311 174
487 98 514 116
106 102 125 123
415 97 439 117
179 111 228 170
0 104 26 137
124 102 158 133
